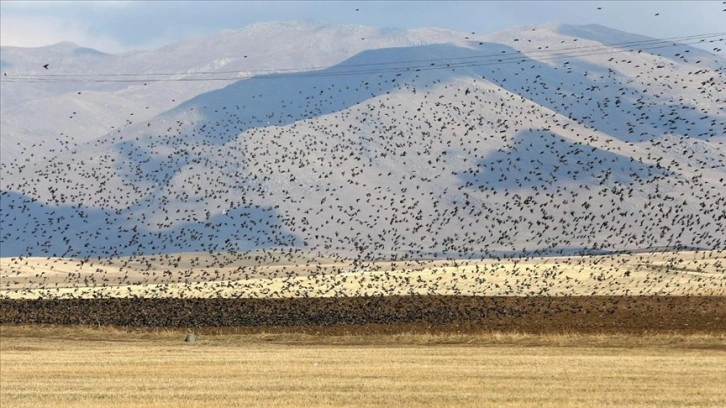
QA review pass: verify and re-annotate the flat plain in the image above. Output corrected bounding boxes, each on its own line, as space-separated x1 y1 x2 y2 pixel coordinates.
1 325 725 408
1 250 724 407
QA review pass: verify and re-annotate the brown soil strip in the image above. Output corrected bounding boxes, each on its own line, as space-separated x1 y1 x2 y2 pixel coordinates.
2 296 724 334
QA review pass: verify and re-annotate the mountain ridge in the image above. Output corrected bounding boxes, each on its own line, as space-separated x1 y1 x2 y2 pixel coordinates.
1 22 724 260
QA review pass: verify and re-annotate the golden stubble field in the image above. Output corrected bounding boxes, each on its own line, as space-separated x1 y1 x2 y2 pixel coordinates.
1 325 725 408
2 250 725 407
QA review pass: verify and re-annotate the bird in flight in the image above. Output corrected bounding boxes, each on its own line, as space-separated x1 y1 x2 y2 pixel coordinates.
43 64 49 69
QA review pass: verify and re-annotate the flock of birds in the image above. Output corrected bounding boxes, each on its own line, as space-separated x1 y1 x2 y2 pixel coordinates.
2 249 723 299
1 18 725 300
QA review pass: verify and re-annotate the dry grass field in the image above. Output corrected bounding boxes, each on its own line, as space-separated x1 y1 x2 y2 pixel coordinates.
1 325 725 408
2 251 724 407
2 250 724 299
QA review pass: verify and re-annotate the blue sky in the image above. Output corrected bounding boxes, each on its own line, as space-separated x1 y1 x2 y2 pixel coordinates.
1 1 724 53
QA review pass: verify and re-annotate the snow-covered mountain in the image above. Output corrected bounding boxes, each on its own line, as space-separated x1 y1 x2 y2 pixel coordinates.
1 22 724 261
0 21 473 161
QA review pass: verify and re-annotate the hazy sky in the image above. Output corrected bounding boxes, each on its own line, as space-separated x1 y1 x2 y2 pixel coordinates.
1 1 724 53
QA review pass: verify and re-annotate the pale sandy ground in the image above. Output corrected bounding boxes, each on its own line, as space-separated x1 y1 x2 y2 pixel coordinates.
1 250 724 299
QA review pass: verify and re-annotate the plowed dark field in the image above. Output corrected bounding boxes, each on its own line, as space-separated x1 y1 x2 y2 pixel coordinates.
1 296 724 334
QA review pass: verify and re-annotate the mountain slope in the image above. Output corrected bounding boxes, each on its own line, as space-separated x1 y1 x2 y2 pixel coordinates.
1 23 725 261
0 21 474 161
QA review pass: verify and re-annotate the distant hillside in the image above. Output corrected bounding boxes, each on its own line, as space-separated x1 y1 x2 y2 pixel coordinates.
1 22 724 261
0 21 471 161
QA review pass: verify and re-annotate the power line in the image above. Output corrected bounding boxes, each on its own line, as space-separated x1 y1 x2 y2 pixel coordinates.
2 32 724 84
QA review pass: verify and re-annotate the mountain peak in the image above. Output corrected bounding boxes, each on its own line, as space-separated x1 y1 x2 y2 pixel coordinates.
45 41 82 50
2 22 724 259
25 41 108 56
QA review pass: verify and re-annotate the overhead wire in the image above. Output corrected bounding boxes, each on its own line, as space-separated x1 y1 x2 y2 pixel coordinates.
2 31 724 84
